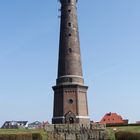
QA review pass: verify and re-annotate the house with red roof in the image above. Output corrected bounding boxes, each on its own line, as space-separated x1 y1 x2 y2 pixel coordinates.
100 112 128 125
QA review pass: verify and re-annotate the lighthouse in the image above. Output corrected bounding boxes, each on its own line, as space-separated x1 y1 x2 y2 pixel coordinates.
52 0 90 124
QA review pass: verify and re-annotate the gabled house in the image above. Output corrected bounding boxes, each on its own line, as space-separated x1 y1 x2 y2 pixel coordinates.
28 121 49 129
100 112 128 125
28 121 42 129
1 121 28 129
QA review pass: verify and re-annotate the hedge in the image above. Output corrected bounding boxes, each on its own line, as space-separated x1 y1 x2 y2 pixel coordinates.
115 131 140 140
0 133 42 140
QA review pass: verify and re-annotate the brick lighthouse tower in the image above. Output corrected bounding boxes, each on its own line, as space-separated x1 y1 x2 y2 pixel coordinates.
52 0 90 124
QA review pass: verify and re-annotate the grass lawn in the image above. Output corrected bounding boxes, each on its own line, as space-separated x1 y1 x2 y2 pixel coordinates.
0 129 48 140
1 126 140 140
107 126 140 140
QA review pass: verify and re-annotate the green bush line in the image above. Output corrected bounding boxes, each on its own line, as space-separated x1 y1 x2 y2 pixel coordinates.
0 132 42 140
107 123 140 127
107 126 140 140
115 131 140 140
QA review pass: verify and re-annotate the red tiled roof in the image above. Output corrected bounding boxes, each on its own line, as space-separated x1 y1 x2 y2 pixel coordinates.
100 112 126 124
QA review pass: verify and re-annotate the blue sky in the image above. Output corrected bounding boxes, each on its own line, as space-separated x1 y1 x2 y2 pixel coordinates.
0 0 140 126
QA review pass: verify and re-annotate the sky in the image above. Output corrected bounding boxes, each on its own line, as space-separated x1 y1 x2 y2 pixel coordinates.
0 0 140 126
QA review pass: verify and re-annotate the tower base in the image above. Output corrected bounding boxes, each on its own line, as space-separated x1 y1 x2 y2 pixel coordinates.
52 84 89 125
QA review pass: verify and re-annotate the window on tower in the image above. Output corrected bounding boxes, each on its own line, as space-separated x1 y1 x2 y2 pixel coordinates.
68 22 71 27
68 9 71 13
68 0 71 3
68 99 73 104
68 33 71 37
69 48 72 53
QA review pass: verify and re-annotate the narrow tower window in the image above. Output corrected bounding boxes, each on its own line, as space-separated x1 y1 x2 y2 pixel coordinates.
69 48 72 53
68 22 71 27
68 0 71 3
68 9 71 13
68 33 71 37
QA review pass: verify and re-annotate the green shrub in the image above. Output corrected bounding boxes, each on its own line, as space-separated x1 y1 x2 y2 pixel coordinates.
0 133 32 140
115 131 140 140
32 133 42 140
0 133 42 140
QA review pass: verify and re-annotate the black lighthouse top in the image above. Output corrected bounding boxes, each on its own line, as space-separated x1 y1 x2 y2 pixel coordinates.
57 0 84 85
59 0 78 4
